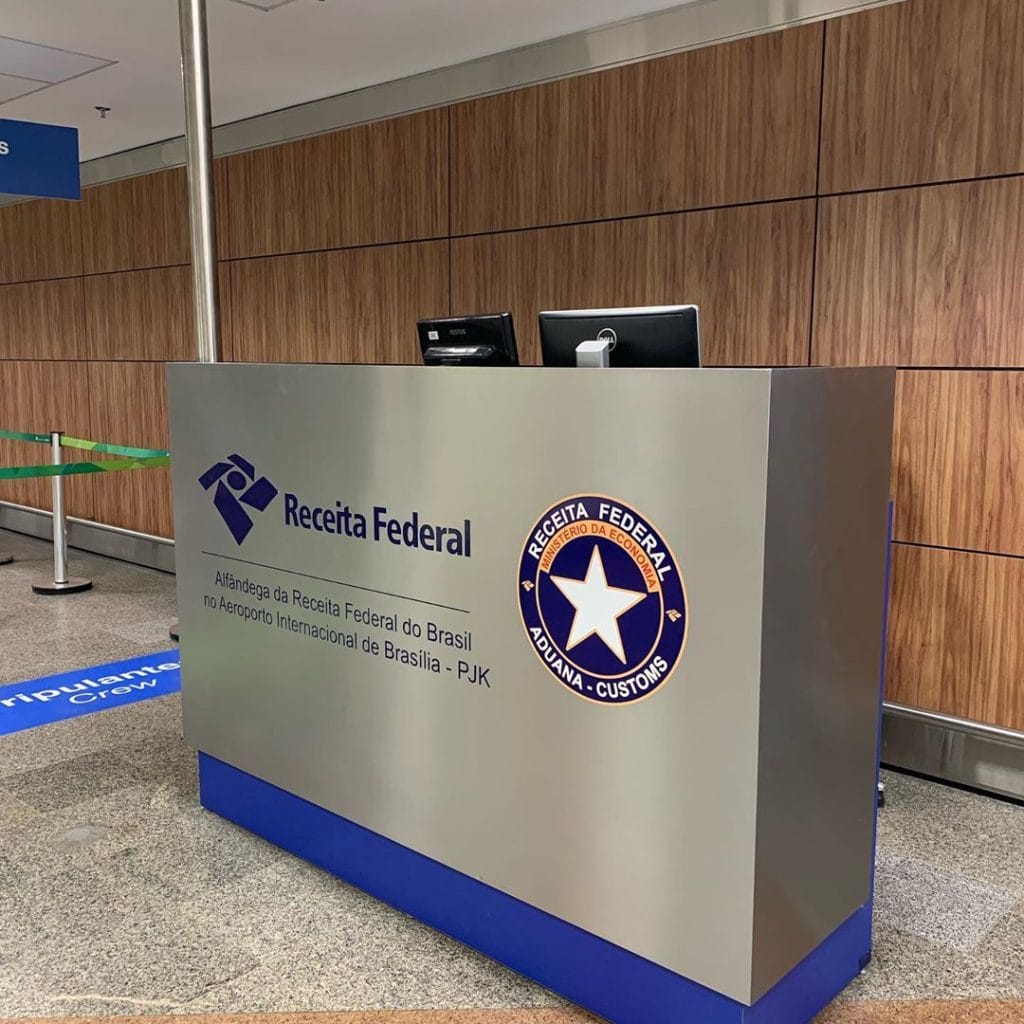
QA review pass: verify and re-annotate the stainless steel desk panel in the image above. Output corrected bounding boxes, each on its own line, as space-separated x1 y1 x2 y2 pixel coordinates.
168 364 894 1004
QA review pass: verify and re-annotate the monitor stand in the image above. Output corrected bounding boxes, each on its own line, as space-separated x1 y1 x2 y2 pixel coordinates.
574 338 612 368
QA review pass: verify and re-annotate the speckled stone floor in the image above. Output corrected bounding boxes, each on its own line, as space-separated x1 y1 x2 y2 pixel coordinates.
0 531 177 685
6 1005 1024 1024
1 526 1023 1022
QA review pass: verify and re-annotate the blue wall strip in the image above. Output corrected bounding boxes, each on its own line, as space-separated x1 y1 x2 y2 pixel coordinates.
199 752 871 1024
0 649 180 736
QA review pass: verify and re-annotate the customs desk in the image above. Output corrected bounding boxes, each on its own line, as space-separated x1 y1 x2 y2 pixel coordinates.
168 364 895 1024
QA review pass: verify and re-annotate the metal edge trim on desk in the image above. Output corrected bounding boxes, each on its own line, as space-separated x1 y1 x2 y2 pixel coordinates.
882 701 1024 802
0 501 175 574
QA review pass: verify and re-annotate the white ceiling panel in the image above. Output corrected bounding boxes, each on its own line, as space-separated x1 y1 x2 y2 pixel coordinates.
0 34 112 84
0 71 41 102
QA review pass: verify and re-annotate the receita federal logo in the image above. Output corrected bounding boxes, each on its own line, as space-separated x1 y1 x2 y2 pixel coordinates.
518 495 687 705
199 454 279 544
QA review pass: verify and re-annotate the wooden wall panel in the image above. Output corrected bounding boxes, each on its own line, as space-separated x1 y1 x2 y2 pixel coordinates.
813 178 1024 367
87 362 173 538
83 266 195 361
217 256 233 360
0 361 96 518
214 158 231 262
822 0 1024 193
0 198 83 283
887 544 1024 731
451 25 822 234
221 110 448 260
893 371 1024 556
225 241 449 364
0 278 87 360
220 252 324 362
81 168 190 274
452 200 814 366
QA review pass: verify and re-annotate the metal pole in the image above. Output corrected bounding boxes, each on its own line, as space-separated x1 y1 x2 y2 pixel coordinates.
179 0 220 364
173 0 219 640
32 432 92 595
51 432 67 584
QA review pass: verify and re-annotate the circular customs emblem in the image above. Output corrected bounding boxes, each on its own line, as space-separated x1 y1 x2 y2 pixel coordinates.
518 495 687 705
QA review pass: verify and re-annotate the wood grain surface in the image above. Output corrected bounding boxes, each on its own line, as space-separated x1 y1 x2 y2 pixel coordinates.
87 361 173 538
83 266 195 361
822 0 1024 192
813 178 1024 367
221 110 448 259
224 241 449 364
0 198 83 284
452 201 814 366
0 278 87 360
451 25 822 234
80 168 191 275
887 543 1024 730
894 371 1024 556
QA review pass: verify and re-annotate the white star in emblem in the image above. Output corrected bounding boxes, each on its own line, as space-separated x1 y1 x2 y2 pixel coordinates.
550 545 646 664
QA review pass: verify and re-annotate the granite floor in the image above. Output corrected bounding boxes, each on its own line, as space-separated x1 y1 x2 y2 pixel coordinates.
9 1012 1024 1024
0 530 177 685
1 526 1024 1023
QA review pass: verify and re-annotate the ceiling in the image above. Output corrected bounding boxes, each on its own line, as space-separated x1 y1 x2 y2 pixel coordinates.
0 0 691 162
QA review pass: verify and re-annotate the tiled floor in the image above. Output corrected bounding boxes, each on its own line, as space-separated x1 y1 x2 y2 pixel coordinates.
0 530 176 686
1 526 1023 1023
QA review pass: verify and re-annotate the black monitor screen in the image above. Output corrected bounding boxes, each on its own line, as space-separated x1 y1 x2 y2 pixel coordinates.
418 313 519 366
538 305 701 368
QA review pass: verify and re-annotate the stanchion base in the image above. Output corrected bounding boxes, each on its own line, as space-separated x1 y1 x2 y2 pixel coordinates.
32 577 93 595
169 622 180 642
0 553 13 566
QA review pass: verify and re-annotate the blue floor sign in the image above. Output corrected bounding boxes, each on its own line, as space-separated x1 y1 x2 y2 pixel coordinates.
0 650 181 736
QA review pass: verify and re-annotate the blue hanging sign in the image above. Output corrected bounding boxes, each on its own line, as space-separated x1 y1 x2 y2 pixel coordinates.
0 117 80 200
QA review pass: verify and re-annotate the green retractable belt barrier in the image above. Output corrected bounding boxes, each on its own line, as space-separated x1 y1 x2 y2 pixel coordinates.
0 428 50 445
0 429 170 479
0 456 170 480
0 426 168 596
59 436 170 459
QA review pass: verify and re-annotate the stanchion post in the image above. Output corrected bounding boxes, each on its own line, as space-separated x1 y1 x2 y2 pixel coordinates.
51 432 68 585
31 432 92 596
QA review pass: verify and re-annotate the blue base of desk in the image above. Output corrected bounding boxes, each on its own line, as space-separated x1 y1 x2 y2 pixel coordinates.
198 752 871 1023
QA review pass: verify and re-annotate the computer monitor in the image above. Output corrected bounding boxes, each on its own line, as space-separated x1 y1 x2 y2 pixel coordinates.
538 305 701 368
418 313 519 366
